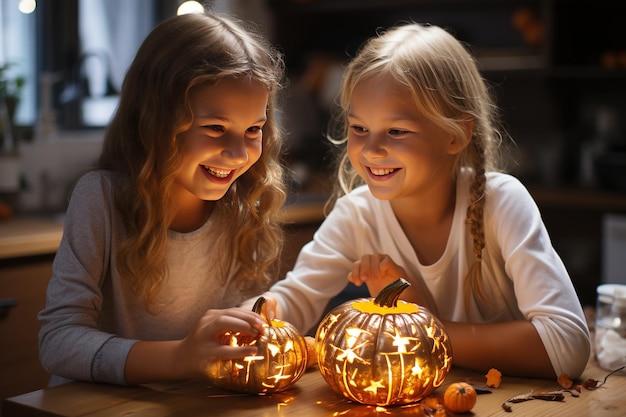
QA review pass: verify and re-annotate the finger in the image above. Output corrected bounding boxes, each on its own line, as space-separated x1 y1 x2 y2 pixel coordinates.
364 254 385 280
347 271 363 286
380 255 408 279
209 345 259 361
350 260 366 285
358 254 376 280
203 311 264 340
225 307 267 332
261 297 277 321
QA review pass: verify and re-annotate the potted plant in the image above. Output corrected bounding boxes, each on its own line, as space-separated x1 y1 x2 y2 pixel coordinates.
0 62 25 152
0 62 25 195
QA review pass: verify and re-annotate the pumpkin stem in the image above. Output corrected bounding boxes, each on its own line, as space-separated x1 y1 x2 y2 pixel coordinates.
251 296 268 322
374 278 411 308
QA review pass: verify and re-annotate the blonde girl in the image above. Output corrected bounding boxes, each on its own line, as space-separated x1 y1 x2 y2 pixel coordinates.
250 22 590 379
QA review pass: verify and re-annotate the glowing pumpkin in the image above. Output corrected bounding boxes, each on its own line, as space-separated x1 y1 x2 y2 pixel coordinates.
315 278 452 406
205 297 308 394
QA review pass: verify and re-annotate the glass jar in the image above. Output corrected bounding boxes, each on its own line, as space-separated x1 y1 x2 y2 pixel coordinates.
595 284 626 373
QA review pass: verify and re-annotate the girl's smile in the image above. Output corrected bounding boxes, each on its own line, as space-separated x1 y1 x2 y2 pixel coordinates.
367 166 400 176
366 166 400 181
201 165 235 183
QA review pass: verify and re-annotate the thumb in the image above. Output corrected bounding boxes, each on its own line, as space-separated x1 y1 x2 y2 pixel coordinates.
261 296 277 321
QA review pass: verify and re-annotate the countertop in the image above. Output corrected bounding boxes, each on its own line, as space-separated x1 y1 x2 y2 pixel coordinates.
0 216 64 260
0 197 327 260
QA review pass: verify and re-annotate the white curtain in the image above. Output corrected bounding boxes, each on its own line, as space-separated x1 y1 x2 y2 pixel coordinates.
0 0 37 125
78 0 154 125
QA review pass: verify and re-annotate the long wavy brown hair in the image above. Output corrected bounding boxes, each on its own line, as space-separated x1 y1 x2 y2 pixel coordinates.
98 12 287 308
328 22 513 314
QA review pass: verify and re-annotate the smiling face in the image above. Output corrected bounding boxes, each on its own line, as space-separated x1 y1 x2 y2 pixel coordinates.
175 77 269 203
346 74 465 202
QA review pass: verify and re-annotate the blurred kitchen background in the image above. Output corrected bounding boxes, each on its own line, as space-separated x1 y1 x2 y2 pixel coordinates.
1 0 626 405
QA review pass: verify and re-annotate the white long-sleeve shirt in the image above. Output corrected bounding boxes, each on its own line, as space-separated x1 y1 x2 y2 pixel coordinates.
247 171 590 378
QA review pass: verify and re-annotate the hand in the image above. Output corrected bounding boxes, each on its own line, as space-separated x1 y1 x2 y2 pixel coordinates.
348 254 439 315
177 307 266 377
348 254 408 298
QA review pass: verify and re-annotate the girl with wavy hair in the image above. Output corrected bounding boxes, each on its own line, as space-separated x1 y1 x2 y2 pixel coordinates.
39 11 286 385
251 22 590 380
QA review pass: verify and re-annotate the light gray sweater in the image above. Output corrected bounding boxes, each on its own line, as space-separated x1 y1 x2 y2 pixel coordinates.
38 170 269 385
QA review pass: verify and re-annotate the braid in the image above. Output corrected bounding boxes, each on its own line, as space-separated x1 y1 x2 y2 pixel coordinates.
464 136 494 316
466 138 486 262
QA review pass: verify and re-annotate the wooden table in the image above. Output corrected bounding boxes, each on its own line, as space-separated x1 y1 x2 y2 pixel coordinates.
3 357 624 417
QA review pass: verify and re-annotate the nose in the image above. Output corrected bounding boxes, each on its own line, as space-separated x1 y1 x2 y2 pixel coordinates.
220 135 249 165
361 132 387 158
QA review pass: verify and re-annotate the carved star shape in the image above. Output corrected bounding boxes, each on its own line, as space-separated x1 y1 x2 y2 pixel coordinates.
363 379 385 393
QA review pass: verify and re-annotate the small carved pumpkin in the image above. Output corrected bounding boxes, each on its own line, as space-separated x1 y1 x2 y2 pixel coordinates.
205 297 308 394
315 278 452 406
443 382 477 413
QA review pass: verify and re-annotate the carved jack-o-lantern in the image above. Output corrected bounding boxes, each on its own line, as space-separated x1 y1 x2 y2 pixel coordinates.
315 278 452 406
205 297 308 394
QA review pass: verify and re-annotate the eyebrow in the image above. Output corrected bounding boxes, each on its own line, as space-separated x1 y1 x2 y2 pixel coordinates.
347 112 415 122
195 115 268 124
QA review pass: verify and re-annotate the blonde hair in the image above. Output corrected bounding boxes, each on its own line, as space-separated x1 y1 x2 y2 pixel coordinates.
98 12 287 308
329 22 511 314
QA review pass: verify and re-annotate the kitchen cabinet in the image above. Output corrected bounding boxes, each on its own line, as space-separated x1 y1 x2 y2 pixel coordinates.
0 217 63 409
0 255 53 413
270 0 626 189
528 186 626 306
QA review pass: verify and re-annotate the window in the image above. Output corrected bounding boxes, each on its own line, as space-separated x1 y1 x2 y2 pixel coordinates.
57 0 156 130
2 0 271 134
0 0 37 126
1 0 157 133
75 0 155 127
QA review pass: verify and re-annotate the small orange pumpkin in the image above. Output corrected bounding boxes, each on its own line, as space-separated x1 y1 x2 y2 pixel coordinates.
443 382 477 413
204 297 308 394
